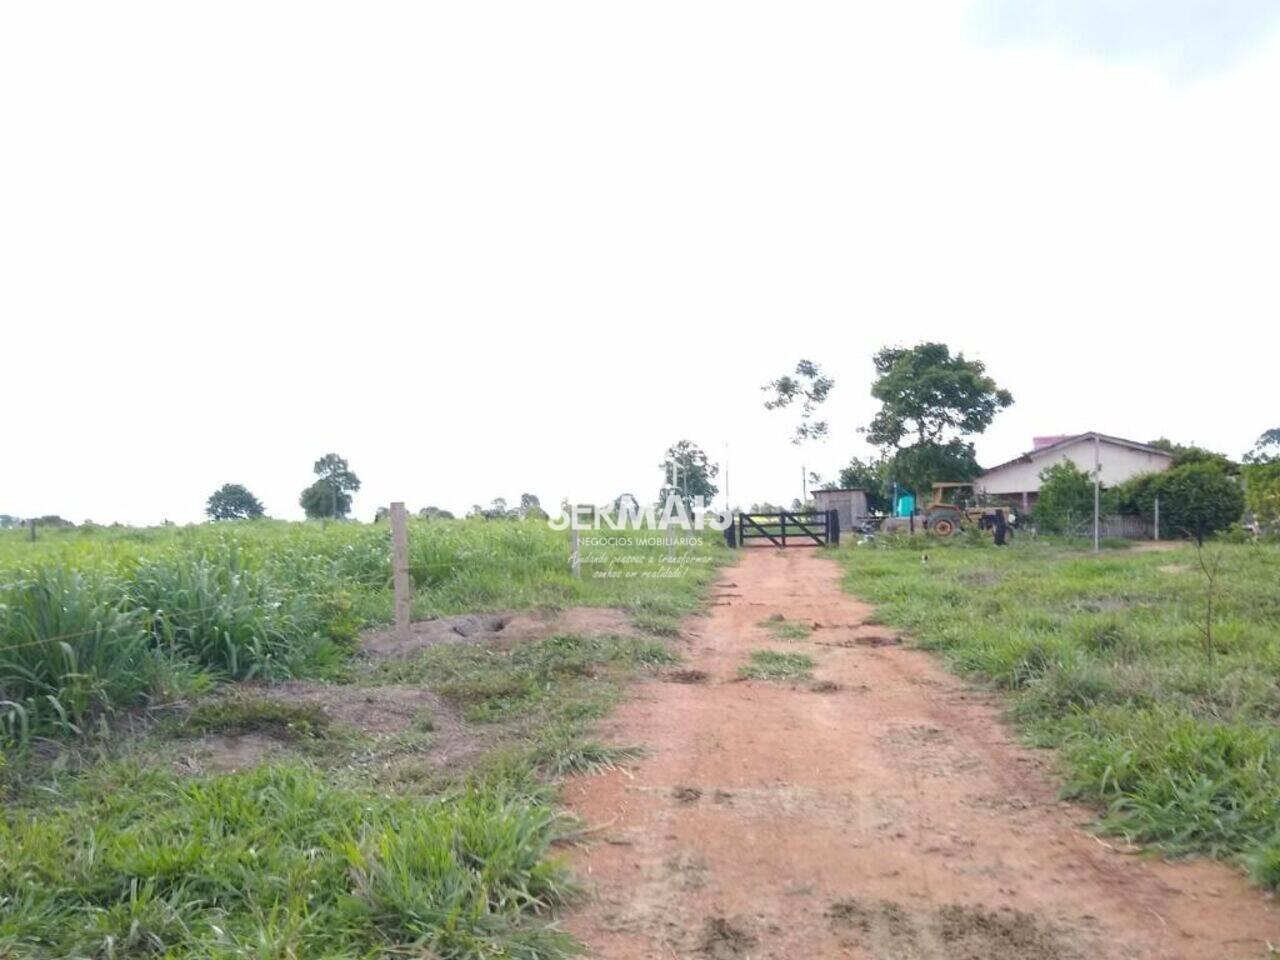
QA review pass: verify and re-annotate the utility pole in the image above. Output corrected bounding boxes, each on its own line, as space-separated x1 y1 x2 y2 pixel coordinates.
801 465 807 504
723 442 730 513
1093 434 1101 553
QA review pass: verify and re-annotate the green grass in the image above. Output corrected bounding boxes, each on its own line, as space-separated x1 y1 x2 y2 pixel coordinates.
0 517 729 957
0 627 680 958
738 650 814 681
0 519 726 742
415 632 677 725
758 613 812 641
835 537 1280 886
0 762 576 959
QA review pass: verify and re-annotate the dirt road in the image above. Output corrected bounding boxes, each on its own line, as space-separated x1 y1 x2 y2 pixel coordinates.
563 549 1279 959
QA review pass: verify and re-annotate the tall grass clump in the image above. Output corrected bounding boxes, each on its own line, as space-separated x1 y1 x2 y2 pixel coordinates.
0 568 157 739
129 545 317 680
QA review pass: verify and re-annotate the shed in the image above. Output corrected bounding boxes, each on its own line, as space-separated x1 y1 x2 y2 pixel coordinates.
812 488 868 532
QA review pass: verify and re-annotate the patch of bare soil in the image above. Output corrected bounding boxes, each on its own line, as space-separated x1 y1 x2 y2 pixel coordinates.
697 917 756 958
181 732 283 774
259 681 445 736
361 607 636 658
664 669 710 684
563 550 1280 959
828 897 1077 960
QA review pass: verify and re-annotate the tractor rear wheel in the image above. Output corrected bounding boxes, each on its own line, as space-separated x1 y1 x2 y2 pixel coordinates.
927 507 962 537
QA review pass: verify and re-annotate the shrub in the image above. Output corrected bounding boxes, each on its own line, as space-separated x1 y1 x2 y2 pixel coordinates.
1243 462 1280 531
1153 463 1244 543
1115 463 1244 542
1033 462 1097 533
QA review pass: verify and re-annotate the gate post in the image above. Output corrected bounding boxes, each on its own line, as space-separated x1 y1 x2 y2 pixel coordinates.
780 511 787 548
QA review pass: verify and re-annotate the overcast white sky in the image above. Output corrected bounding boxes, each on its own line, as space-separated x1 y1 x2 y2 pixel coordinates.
3 2 1278 525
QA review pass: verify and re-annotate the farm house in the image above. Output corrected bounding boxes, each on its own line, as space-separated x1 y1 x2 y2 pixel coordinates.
977 432 1173 511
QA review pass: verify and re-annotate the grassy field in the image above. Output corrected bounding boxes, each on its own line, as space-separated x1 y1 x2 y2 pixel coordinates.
0 518 728 959
835 537 1280 886
0 519 719 741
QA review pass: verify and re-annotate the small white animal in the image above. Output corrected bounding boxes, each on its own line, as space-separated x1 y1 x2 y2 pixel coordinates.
920 553 930 564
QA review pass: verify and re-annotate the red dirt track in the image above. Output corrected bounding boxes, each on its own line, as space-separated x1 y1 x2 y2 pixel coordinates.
563 549 1279 959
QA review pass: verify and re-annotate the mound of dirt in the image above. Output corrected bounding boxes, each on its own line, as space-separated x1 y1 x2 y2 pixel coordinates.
361 607 636 658
261 681 453 737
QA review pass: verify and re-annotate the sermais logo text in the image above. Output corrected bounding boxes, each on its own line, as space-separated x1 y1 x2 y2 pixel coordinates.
548 496 730 532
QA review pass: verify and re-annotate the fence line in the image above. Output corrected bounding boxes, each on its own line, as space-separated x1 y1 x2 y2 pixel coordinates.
1051 514 1154 540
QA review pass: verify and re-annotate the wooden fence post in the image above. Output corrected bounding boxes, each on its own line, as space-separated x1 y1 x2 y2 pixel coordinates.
28 519 36 542
570 527 581 579
390 502 411 640
1153 496 1160 541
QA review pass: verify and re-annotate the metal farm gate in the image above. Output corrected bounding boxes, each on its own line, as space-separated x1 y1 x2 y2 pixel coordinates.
729 510 840 548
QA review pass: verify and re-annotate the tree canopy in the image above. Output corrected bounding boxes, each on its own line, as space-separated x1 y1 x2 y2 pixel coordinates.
762 359 834 444
1244 427 1280 465
205 483 265 521
867 343 1013 448
1149 438 1238 475
300 453 361 520
862 343 1011 500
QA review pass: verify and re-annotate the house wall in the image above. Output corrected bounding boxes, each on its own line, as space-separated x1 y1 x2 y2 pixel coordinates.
978 438 1171 496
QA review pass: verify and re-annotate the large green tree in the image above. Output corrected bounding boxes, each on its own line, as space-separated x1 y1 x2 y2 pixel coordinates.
658 440 719 514
865 343 1012 497
300 453 361 520
205 483 265 521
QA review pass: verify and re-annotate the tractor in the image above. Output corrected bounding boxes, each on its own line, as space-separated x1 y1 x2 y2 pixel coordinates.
922 482 1014 541
879 482 1015 543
